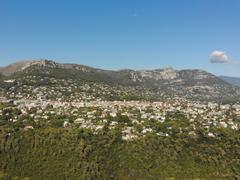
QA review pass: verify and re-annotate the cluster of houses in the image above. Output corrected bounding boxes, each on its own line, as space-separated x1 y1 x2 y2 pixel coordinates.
1 95 240 140
1 76 168 103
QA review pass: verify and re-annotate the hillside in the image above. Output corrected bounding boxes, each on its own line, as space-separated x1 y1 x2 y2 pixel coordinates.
0 59 239 102
1 60 240 179
1 126 239 179
219 76 240 87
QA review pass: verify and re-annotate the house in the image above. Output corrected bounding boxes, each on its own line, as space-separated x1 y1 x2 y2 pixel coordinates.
24 125 34 131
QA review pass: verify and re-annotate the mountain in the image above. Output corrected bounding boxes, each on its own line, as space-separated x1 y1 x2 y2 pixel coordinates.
0 59 95 76
0 59 239 102
219 76 240 87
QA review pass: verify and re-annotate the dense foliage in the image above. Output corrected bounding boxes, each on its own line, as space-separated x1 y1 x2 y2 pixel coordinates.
0 124 239 179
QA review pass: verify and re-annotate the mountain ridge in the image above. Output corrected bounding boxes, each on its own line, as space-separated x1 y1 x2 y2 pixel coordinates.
0 59 239 102
0 59 226 78
219 76 240 87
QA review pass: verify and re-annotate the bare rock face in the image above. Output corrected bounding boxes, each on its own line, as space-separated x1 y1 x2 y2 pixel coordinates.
130 72 142 82
0 59 57 76
0 59 92 76
0 61 35 76
158 67 177 80
190 70 215 80
139 67 177 80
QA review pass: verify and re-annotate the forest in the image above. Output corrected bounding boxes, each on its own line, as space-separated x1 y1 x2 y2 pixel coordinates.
0 122 239 179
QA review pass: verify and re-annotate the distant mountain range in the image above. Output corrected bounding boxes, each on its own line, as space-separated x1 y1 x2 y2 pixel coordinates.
219 76 240 87
0 59 240 102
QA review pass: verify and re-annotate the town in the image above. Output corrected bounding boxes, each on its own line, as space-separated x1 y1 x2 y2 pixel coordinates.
1 95 239 141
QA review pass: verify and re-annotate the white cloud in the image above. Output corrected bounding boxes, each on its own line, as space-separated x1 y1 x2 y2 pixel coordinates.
210 50 230 63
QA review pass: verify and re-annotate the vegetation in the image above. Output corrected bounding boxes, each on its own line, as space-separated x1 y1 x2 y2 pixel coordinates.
0 61 239 179
1 61 240 102
0 119 239 179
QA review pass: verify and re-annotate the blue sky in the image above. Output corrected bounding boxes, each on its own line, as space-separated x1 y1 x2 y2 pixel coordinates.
0 0 240 76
